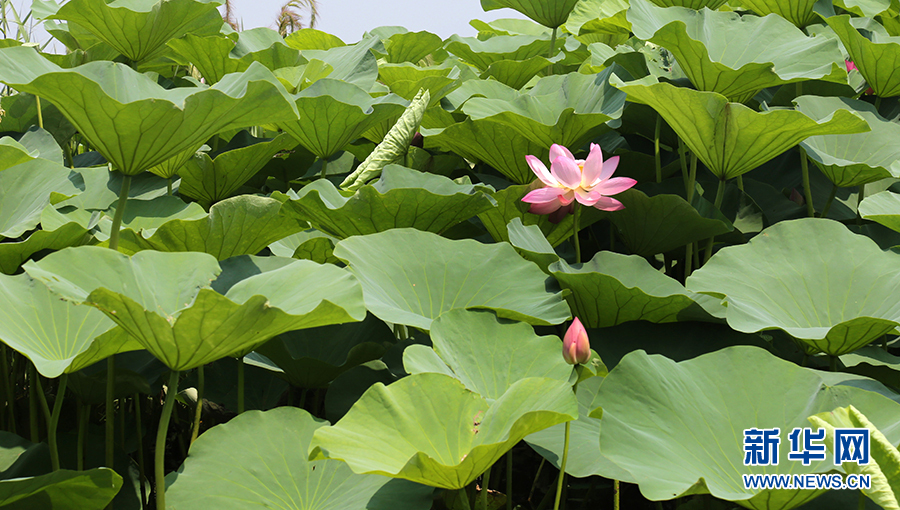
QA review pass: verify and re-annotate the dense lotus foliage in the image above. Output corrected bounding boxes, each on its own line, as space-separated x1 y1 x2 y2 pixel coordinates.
1 0 900 509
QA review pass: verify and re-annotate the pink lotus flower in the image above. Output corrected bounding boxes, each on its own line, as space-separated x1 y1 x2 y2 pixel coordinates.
845 60 874 95
522 144 636 221
562 317 591 365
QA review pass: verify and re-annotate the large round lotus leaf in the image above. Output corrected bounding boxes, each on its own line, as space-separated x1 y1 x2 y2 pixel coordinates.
251 313 395 388
115 195 308 260
48 0 222 62
647 0 727 6
146 143 202 180
309 373 577 489
480 0 579 28
607 188 734 257
422 118 550 184
550 252 713 328
167 28 304 85
525 376 633 480
0 273 114 378
687 218 900 355
444 34 559 70
0 468 122 509
480 55 560 90
736 0 818 27
90 195 207 242
611 75 870 180
373 30 443 64
177 131 297 206
628 0 844 102
403 309 574 399
333 228 570 330
376 63 462 108
860 191 900 233
0 92 76 147
827 16 900 98
298 36 382 92
0 48 299 175
0 158 82 239
0 223 91 275
166 407 432 510
564 0 630 46
24 247 366 371
591 346 900 507
277 165 496 239
277 79 407 159
795 96 900 187
462 67 627 149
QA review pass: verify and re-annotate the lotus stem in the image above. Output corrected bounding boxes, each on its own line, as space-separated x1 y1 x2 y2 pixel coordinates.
654 115 662 183
799 147 815 217
1 346 15 434
859 490 867 510
736 175 744 192
48 374 67 471
106 357 116 468
875 95 882 113
155 371 180 510
679 139 689 195
166 178 172 196
821 184 838 218
572 205 582 264
609 221 615 254
548 27 557 74
829 356 838 372
481 464 492 510
36 96 43 129
459 487 473 510
319 157 328 179
614 479 620 510
507 451 513 510
857 184 865 226
134 394 147 507
28 365 40 442
552 421 570 510
34 368 51 426
108 174 132 251
191 365 204 445
704 178 727 264
237 357 245 414
77 402 87 470
687 152 698 203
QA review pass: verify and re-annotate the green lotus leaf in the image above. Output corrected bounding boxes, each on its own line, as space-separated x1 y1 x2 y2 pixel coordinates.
0 158 82 239
736 0 818 27
482 56 560 89
565 0 631 46
300 36 382 91
24 247 365 370
686 218 900 355
827 16 900 99
444 34 558 70
506 218 560 272
549 252 709 328
374 30 443 64
0 273 115 378
252 313 394 388
376 63 462 106
119 195 308 259
0 92 76 146
309 373 577 489
0 137 41 171
795 96 900 187
611 75 870 180
809 405 900 510
422 118 549 184
477 184 604 247
462 67 627 148
835 0 891 17
607 188 734 257
177 131 296 206
0 223 91 275
403 309 574 399
591 346 900 506
277 79 407 160
480 0 579 28
146 144 203 180
0 468 122 509
167 28 303 84
628 0 845 102
647 0 727 7
48 0 222 62
90 195 207 242
277 165 495 239
333 228 570 330
525 376 634 480
860 191 900 233
284 28 345 51
268 229 339 264
66 327 144 375
0 47 299 175
166 407 432 509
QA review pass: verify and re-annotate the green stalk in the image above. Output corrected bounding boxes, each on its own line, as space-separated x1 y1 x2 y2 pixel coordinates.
799 147 815 217
105 357 116 468
528 458 545 503
28 365 39 443
736 175 744 192
875 95 883 113
134 394 147 508
703 178 728 264
1 346 15 434
687 153 697 203
237 358 245 414
507 451 513 510
36 96 43 129
830 356 838 372
678 139 689 195
48 374 67 471
654 114 662 183
166 178 172 196
458 488 473 510
857 184 865 225
552 422 571 510
614 480 620 510
548 27 557 74
481 465 492 510
77 402 87 470
155 371 179 510
821 184 838 218
319 157 328 179
108 174 132 252
572 205 582 264
190 365 204 445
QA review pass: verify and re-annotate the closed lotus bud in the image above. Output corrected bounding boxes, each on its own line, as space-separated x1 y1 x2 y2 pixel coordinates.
562 317 591 365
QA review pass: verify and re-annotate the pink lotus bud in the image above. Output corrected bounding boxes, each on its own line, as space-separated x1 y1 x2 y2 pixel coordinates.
562 317 591 365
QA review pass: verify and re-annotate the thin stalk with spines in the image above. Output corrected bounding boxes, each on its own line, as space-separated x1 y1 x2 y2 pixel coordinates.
319 157 328 179
481 465 492 510
190 365 204 445
548 27 557 74
134 394 147 508
48 374 67 470
799 147 815 217
572 205 582 264
155 371 180 510
654 114 662 183
703 178 728 264
684 152 698 278
552 421 571 510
